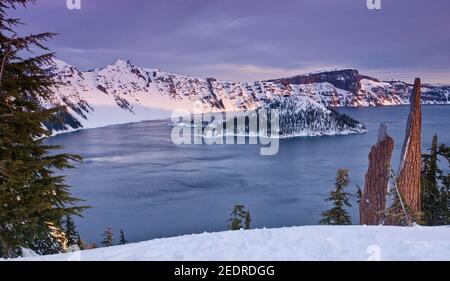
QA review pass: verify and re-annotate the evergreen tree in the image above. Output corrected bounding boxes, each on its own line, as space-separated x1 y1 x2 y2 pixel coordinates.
244 210 251 230
28 222 68 256
355 185 362 204
0 0 86 258
421 135 444 225
119 229 128 245
101 226 114 247
64 216 80 248
228 204 251 230
438 142 449 224
421 135 449 225
438 143 450 223
320 169 352 225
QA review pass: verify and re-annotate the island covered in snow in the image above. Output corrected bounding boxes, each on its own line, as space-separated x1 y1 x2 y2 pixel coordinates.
261 95 367 137
176 95 367 139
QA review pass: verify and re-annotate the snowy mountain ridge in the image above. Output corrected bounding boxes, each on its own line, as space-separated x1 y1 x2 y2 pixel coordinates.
47 59 450 132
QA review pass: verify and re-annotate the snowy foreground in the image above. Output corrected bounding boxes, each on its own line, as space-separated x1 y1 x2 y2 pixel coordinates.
14 225 450 261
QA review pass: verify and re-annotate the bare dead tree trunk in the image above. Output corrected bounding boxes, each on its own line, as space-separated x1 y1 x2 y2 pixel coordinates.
360 123 394 225
397 78 422 214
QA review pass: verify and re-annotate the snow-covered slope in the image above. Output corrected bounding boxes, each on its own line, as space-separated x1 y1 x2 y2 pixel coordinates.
15 226 450 261
47 60 450 133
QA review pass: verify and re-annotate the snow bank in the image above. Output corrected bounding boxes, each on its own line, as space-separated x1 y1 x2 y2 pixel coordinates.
14 225 450 261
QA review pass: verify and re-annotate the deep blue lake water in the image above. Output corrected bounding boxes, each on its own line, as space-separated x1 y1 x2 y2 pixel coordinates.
46 105 450 244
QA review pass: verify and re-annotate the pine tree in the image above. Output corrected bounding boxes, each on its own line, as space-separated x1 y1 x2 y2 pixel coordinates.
355 185 362 204
64 216 80 248
76 234 83 250
28 222 68 256
244 210 251 230
228 204 251 230
421 135 443 225
320 169 352 225
101 226 114 247
438 142 449 224
119 229 128 245
421 135 449 225
0 0 86 258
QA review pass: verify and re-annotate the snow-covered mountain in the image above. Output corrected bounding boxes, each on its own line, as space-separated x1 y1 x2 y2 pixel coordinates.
47 59 450 132
266 69 450 107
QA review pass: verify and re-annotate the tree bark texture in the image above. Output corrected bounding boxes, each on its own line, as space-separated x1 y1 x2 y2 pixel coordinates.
360 123 395 225
397 78 422 214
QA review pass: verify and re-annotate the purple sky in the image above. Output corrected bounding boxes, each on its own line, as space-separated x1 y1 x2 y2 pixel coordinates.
12 0 450 83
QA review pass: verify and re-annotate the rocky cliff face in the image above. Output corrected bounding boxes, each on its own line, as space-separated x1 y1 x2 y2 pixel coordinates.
267 69 450 107
46 59 450 132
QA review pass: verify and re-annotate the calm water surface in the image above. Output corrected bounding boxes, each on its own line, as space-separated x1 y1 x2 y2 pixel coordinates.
46 105 450 243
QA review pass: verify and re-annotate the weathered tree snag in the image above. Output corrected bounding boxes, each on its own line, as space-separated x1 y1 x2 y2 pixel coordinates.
397 78 422 214
360 123 394 225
